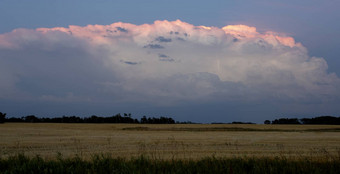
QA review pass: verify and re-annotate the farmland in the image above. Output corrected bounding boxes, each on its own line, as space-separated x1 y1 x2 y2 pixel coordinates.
1 123 339 160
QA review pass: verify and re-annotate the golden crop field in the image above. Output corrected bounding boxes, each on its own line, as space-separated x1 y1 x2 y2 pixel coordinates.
1 123 340 160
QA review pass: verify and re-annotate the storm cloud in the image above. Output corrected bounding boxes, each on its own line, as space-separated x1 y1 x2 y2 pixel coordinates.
0 20 339 119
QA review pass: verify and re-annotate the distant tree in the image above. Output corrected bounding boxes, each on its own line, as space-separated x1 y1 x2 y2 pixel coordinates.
0 112 6 123
147 117 152 123
264 120 271 124
6 117 23 122
24 115 39 123
300 116 340 125
141 116 147 124
271 118 300 124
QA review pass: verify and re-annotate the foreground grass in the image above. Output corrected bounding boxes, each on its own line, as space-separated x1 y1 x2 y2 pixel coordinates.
0 154 339 174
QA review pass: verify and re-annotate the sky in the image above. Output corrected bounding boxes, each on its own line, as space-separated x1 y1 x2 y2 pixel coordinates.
0 0 340 123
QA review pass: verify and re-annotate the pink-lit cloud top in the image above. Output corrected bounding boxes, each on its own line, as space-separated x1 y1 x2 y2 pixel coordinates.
0 20 339 105
36 20 299 48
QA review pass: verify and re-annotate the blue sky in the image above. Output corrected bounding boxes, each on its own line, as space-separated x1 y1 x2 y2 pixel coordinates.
0 0 339 123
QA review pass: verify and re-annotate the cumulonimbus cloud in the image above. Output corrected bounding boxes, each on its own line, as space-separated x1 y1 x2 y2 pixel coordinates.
0 20 339 105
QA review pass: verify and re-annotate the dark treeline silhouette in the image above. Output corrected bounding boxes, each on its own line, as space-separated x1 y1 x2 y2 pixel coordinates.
231 121 255 124
265 116 340 125
271 118 301 124
300 116 340 125
1 111 339 125
1 113 175 124
211 121 255 124
140 116 175 124
0 112 6 123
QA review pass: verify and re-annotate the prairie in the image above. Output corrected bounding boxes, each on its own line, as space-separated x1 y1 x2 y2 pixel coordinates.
1 123 340 160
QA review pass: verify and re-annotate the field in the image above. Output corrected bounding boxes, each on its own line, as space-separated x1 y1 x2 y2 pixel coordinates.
1 123 340 160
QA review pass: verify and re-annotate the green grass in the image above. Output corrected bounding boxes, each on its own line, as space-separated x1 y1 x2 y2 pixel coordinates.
1 154 339 174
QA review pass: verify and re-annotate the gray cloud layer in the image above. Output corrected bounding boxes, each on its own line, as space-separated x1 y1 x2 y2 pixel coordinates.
0 20 339 119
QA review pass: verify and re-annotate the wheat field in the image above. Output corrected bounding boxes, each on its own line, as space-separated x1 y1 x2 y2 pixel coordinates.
0 123 339 160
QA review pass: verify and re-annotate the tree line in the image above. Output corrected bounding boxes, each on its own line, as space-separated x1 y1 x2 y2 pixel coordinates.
1 112 339 124
264 116 340 125
0 112 175 124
